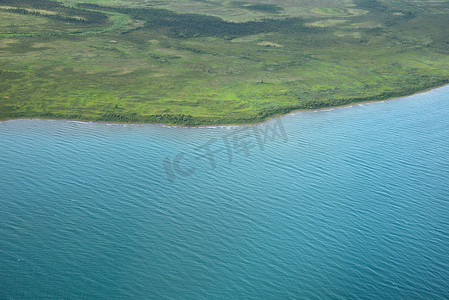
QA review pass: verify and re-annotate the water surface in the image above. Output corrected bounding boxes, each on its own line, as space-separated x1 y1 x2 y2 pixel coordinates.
1 86 449 299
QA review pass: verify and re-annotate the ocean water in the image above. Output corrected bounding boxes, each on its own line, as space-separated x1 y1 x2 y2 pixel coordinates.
1 86 449 299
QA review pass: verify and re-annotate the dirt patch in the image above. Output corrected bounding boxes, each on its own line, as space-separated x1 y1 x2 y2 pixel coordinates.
257 41 283 47
307 19 347 27
347 8 368 16
0 38 18 48
334 32 361 38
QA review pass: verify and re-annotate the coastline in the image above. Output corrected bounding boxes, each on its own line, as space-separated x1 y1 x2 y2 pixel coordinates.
1 83 448 128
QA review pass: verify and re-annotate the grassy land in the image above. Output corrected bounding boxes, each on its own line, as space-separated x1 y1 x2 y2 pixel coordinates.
0 0 449 125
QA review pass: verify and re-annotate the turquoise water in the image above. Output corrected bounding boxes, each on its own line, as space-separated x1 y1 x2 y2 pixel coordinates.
1 86 449 299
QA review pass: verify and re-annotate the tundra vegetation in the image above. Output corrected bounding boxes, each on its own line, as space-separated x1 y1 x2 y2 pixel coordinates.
1 0 449 125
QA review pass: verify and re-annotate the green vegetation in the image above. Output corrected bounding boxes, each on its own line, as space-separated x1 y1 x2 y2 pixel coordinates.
1 0 449 125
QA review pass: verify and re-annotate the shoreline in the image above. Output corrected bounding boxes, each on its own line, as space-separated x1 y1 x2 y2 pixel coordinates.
1 83 448 128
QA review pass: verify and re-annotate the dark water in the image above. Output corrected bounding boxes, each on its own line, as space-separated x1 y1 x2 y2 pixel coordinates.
1 86 449 299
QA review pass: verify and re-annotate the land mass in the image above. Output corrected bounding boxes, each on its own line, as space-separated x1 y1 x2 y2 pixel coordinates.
1 0 449 125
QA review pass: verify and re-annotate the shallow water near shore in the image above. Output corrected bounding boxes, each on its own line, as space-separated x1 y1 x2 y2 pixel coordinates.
1 86 449 299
